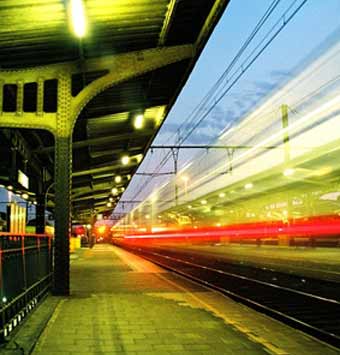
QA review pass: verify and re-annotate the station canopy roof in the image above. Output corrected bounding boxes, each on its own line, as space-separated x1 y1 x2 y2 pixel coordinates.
0 0 229 221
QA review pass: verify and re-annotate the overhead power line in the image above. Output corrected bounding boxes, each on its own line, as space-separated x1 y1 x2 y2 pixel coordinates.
124 0 309 209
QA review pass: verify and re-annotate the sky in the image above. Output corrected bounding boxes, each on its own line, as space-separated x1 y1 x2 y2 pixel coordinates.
118 0 340 213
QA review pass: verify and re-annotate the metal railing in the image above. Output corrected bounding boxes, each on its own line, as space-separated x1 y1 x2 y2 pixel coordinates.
0 232 53 341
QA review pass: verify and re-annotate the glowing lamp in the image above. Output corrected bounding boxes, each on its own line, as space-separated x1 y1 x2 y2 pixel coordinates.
97 225 106 234
244 183 253 190
121 155 130 165
22 193 29 200
115 175 122 183
134 114 144 129
70 0 87 38
219 192 225 198
283 168 295 176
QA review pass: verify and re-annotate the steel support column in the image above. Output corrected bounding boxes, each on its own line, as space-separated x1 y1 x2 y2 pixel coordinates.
53 136 72 295
53 73 72 296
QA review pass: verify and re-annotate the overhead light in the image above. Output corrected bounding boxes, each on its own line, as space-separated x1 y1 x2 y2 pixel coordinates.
121 187 125 192
200 200 207 205
7 185 13 191
133 114 144 129
109 197 114 202
145 214 150 219
181 175 189 182
244 183 253 190
70 0 87 38
33 201 37 205
111 187 118 195
114 175 122 183
219 192 225 198
121 155 130 165
188 205 192 209
283 168 295 177
127 174 131 180
107 202 112 208
22 193 29 200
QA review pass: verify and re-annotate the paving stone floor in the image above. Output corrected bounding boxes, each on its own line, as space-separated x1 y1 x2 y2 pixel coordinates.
31 244 339 355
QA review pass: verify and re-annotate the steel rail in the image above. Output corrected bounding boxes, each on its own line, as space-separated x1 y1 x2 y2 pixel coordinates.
121 244 340 349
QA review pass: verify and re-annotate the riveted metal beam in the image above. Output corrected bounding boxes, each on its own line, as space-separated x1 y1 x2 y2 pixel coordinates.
71 45 195 127
0 112 57 132
72 162 121 178
35 129 154 154
0 45 193 134
159 0 178 45
196 0 230 50
53 72 72 296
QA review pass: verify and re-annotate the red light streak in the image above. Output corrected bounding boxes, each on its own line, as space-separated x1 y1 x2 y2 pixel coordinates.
116 215 340 245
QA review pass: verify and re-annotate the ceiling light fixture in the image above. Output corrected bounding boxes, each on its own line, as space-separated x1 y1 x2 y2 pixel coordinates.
121 155 130 165
114 175 122 183
283 168 295 176
70 0 87 38
133 114 144 129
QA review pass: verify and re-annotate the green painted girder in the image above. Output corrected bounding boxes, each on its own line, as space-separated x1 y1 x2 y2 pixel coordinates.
35 129 154 154
0 44 194 135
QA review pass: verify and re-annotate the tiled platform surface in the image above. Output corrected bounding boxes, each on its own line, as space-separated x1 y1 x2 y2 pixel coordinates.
29 244 338 355
177 244 340 281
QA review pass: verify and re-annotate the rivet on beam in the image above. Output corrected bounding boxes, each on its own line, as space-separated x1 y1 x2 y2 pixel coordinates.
16 80 24 116
37 78 44 116
0 80 3 115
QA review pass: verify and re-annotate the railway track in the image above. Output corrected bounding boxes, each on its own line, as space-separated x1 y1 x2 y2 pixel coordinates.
118 244 340 349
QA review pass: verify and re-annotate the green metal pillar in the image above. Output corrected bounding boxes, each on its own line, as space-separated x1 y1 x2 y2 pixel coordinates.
53 135 72 295
53 72 72 296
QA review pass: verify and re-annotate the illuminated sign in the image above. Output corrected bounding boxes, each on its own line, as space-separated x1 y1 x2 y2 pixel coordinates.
18 170 29 189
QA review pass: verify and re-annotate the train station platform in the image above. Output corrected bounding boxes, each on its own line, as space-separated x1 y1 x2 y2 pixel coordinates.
175 244 340 282
5 244 339 355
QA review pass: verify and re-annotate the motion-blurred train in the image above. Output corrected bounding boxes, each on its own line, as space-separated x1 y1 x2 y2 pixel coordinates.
113 34 340 247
